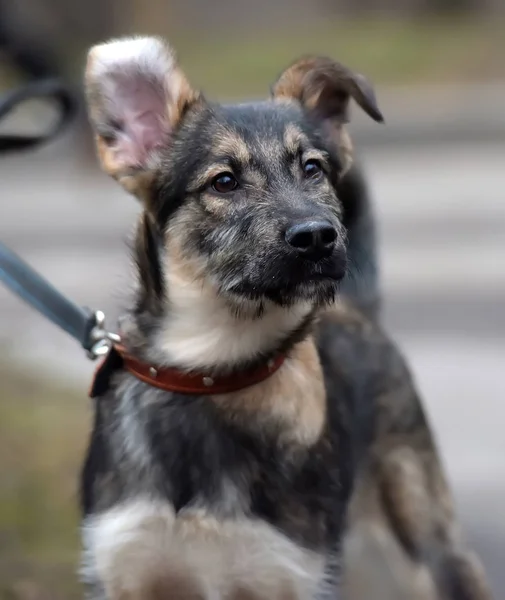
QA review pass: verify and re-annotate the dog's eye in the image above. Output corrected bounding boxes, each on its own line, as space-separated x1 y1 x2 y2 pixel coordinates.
211 172 238 194
303 159 323 180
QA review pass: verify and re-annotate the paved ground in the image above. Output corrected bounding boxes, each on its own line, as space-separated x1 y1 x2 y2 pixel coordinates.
0 138 504 594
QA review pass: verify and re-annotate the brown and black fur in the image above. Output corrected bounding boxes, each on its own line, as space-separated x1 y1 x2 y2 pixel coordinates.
80 37 491 600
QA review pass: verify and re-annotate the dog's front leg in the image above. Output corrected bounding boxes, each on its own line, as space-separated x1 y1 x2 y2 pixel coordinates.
82 499 209 600
343 446 492 600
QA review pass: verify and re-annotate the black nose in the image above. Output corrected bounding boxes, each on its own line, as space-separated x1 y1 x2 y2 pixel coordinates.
285 220 337 261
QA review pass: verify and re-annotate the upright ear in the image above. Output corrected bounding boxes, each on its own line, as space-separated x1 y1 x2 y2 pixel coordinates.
85 36 200 199
272 57 383 173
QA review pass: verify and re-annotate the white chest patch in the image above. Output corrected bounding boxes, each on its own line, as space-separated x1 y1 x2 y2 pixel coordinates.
155 259 313 371
82 498 327 599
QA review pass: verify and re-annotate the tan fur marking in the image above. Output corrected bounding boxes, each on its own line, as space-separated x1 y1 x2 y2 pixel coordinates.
165 69 199 130
283 123 305 157
243 167 268 188
200 192 230 217
338 127 354 176
94 134 158 202
272 96 298 107
272 58 316 102
320 298 374 333
213 337 326 447
272 57 346 115
165 230 207 284
379 447 436 548
95 135 117 179
214 131 251 165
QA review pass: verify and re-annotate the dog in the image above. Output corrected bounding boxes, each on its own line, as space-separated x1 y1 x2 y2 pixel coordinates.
80 36 492 600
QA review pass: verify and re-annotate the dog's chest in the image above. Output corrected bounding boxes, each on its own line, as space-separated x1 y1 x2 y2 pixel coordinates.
83 350 346 598
107 382 340 543
118 374 340 507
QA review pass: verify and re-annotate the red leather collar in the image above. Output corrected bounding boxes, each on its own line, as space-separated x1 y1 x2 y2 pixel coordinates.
89 343 285 397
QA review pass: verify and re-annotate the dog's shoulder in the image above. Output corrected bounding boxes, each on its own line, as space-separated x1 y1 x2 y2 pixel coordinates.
317 299 398 366
315 299 430 502
315 300 415 424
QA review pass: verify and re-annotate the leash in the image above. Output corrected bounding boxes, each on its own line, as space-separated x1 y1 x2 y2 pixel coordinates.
0 242 119 358
0 79 119 359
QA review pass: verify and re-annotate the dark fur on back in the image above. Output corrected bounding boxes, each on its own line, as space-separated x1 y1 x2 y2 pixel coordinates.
80 37 492 600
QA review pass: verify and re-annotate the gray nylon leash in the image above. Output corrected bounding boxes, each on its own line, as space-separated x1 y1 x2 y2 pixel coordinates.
0 79 118 358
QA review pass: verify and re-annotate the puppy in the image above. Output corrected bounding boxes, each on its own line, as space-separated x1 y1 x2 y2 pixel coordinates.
81 36 492 600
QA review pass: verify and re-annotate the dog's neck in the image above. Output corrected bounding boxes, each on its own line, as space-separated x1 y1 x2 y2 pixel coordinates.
128 250 314 374
158 263 314 373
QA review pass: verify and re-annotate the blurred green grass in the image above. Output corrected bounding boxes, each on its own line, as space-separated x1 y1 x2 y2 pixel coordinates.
1 17 502 98
0 365 88 600
169 17 505 99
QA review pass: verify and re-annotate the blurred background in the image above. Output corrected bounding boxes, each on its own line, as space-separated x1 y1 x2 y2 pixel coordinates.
0 0 504 598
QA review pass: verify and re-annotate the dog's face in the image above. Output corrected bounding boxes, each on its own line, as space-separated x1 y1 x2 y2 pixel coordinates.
160 101 349 309
86 38 382 315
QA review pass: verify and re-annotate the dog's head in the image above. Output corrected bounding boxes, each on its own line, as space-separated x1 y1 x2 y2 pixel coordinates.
85 37 382 352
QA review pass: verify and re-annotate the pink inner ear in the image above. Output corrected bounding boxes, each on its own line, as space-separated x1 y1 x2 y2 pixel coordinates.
108 71 169 168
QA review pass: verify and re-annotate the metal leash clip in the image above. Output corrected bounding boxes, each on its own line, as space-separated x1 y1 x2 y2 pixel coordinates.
86 310 121 360
0 239 122 362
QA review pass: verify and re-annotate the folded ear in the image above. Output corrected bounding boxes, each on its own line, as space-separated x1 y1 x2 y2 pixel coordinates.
272 57 383 173
85 36 200 199
272 56 383 124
